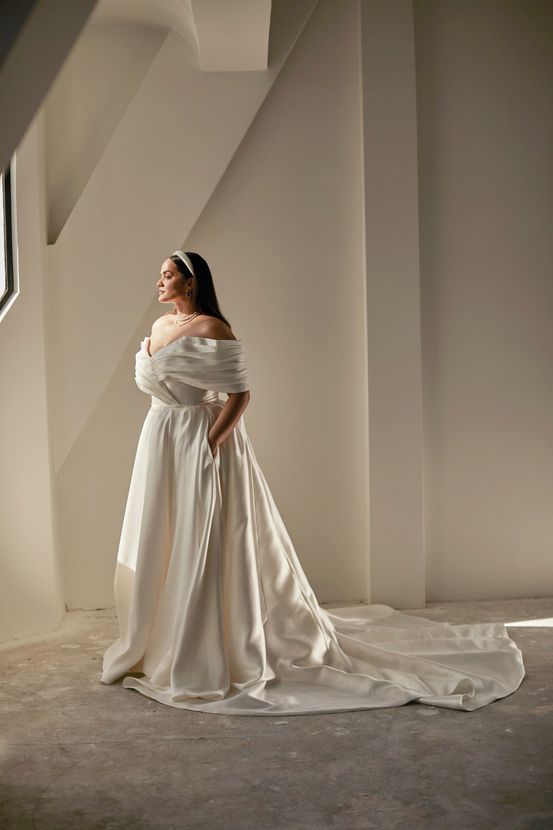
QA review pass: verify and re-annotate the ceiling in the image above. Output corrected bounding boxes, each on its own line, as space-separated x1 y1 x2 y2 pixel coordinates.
90 0 273 71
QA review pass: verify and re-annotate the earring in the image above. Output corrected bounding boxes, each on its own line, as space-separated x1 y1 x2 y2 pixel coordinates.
185 290 193 298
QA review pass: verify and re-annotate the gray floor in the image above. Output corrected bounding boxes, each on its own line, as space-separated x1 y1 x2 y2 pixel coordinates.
1 598 552 830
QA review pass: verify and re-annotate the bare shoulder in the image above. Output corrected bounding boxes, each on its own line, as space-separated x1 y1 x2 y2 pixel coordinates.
151 311 174 331
196 315 238 341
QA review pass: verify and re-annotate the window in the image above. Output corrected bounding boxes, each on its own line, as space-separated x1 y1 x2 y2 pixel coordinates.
0 158 18 320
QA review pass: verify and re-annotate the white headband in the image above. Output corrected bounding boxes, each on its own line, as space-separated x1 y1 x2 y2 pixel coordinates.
172 250 195 278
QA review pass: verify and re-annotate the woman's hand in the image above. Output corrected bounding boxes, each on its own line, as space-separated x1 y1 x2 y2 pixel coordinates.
206 391 250 460
208 432 218 459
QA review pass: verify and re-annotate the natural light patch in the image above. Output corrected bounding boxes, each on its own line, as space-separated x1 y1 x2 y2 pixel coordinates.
505 617 553 628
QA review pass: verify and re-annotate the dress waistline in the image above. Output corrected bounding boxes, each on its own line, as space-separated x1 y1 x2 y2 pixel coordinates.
150 395 219 409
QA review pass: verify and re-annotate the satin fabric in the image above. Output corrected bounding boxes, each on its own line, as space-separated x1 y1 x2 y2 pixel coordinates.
101 334 525 714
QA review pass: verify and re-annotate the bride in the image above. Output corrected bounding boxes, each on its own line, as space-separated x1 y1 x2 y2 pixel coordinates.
101 250 525 715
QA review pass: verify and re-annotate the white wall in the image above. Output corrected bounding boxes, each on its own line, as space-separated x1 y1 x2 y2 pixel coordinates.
54 0 368 609
45 3 317 479
0 109 64 641
2 0 552 643
361 0 425 608
184 0 368 601
415 0 553 600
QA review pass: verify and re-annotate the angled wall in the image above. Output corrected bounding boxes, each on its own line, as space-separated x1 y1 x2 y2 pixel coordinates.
45 2 317 476
0 0 98 171
45 21 167 243
57 0 368 608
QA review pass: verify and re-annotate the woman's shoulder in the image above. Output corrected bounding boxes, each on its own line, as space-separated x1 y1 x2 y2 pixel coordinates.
152 311 175 329
193 315 238 341
151 312 238 341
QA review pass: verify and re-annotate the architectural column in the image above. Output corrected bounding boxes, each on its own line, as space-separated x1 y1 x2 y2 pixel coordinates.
360 0 425 607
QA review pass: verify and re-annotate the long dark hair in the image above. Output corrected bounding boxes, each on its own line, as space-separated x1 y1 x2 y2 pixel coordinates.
170 252 231 328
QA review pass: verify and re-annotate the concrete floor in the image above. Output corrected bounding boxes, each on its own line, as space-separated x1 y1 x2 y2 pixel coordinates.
0 598 552 830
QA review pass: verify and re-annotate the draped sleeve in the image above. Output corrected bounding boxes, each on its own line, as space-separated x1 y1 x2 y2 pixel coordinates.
143 335 250 393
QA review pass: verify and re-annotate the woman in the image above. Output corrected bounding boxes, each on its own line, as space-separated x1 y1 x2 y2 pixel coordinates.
101 250 525 715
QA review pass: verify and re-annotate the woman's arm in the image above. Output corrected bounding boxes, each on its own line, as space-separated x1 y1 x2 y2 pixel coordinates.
208 391 250 456
192 316 250 456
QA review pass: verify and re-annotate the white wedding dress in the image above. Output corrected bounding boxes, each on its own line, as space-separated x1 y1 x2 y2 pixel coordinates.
101 334 525 715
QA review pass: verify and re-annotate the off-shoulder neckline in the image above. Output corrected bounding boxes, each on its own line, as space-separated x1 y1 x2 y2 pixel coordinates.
144 334 242 359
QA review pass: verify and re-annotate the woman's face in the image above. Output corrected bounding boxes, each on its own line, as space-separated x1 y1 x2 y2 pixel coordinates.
157 259 191 303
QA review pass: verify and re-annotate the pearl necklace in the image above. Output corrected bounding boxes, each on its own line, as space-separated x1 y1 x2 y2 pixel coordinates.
174 310 199 327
